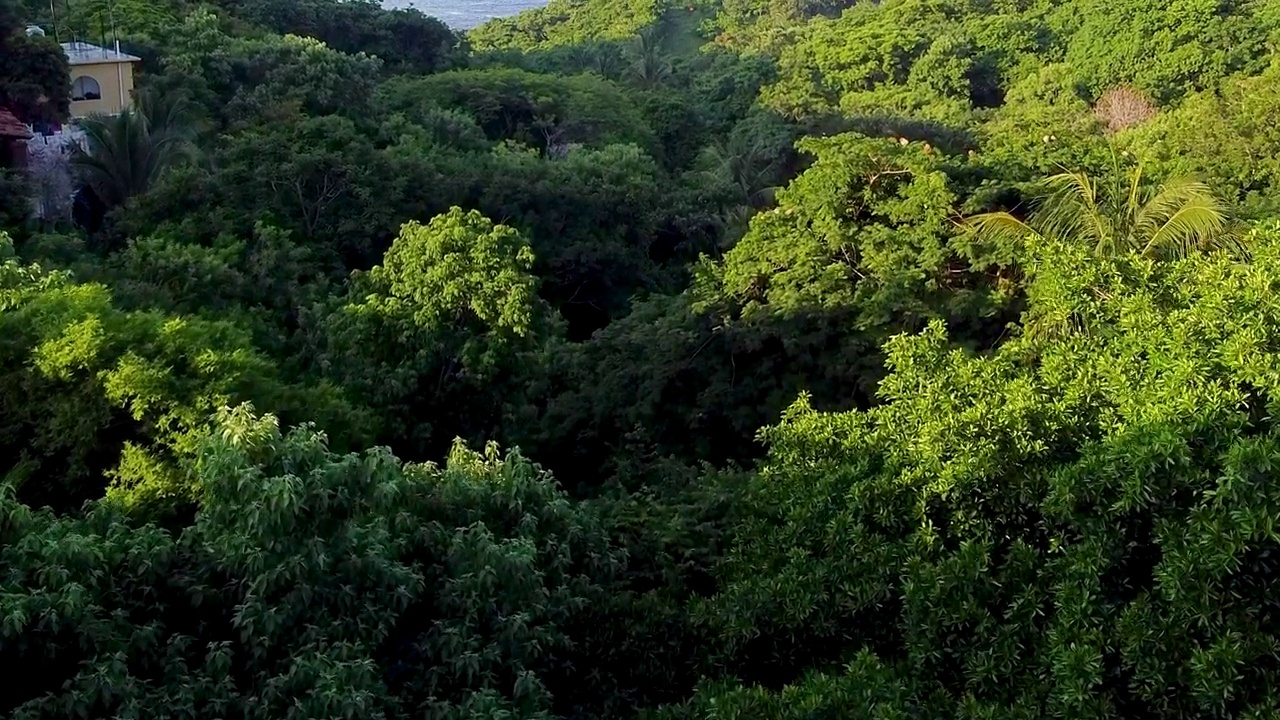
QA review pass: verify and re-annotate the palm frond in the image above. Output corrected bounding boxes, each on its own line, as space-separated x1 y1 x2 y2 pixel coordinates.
1131 176 1220 247
138 88 197 144
1039 171 1113 251
1044 171 1098 207
627 27 671 86
751 185 781 206
1121 162 1145 238
1141 198 1229 260
1218 220 1254 261
68 94 193 209
961 164 1241 262
963 211 1043 249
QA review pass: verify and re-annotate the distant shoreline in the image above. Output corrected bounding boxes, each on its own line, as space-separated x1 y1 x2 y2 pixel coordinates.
380 0 549 29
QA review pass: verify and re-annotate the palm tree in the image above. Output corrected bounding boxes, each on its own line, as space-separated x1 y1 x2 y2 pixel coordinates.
70 88 194 209
700 134 786 247
627 26 671 87
556 43 616 78
564 44 600 74
713 203 757 245
965 164 1241 260
590 44 627 79
698 133 783 207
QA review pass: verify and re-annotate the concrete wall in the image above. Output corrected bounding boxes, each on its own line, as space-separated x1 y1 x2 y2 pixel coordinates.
68 61 137 118
25 130 78 222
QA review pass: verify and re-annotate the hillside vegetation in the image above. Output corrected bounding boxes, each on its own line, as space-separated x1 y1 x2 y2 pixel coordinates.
5 0 1280 717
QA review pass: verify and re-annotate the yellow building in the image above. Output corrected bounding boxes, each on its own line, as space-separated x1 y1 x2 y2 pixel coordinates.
61 41 141 118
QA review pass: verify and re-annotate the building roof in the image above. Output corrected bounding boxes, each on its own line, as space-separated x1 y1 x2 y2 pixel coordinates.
61 41 141 65
0 108 32 140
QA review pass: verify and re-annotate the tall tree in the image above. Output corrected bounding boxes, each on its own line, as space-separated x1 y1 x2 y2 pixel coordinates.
0 0 69 124
312 208 545 460
627 26 671 87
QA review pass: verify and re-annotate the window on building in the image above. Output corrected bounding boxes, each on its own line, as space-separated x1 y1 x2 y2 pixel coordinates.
71 76 102 102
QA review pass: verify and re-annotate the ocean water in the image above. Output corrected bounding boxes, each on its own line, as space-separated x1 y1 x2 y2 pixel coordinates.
384 0 549 29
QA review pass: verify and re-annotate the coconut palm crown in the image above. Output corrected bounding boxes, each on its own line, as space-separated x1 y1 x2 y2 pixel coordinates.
70 89 194 209
966 164 1241 260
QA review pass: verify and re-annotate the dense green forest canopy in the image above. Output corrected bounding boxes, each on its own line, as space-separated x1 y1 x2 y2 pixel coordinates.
6 0 1280 716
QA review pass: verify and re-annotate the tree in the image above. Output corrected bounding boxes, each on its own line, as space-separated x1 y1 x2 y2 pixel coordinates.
966 164 1240 260
0 234 364 515
968 63 1115 205
521 132 1013 491
693 110 797 210
707 132 981 327
210 0 459 73
222 34 382 123
69 222 334 356
466 0 665 51
755 0 1029 122
1060 0 1270 104
150 12 383 129
383 139 669 336
0 405 627 719
627 26 672 87
0 0 69 124
677 225 1280 718
124 113 388 268
373 208 538 337
376 68 656 154
1122 60 1280 216
311 208 544 460
0 169 32 228
70 89 193 212
57 0 181 41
